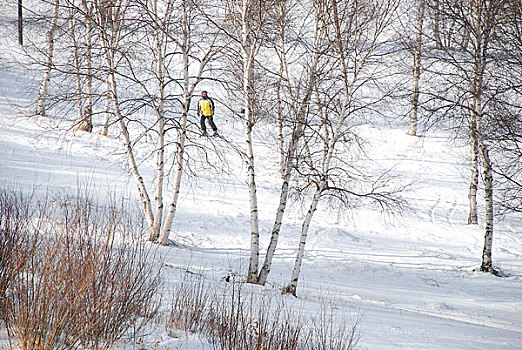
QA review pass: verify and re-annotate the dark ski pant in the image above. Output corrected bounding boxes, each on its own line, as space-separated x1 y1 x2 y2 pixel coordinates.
200 115 217 134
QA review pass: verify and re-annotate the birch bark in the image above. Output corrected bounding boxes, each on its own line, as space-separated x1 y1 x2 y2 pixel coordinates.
238 0 260 283
101 76 111 136
158 0 191 246
257 16 320 285
36 0 60 116
467 1 488 225
282 0 397 296
275 44 285 177
84 2 94 130
257 119 302 285
150 0 166 242
158 0 221 245
107 70 155 235
244 86 260 283
409 0 425 136
464 0 501 273
433 1 443 49
69 9 84 126
96 1 156 235
468 115 479 225
479 140 494 272
282 181 326 296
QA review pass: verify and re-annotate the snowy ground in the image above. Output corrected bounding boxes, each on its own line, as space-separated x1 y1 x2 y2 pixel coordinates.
1 23 522 350
1 71 522 350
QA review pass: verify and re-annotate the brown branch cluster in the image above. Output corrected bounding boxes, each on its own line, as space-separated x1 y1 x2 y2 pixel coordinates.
0 188 162 350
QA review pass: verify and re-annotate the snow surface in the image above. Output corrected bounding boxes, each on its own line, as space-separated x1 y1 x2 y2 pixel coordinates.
1 13 522 350
1 80 522 350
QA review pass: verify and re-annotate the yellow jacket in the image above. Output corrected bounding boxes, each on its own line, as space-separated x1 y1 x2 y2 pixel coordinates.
198 97 215 117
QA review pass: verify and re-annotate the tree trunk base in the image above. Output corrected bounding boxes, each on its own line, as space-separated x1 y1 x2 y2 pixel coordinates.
73 120 93 133
479 264 502 277
246 275 258 284
281 285 297 297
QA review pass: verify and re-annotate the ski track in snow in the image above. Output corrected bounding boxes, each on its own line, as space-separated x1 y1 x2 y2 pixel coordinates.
429 194 442 224
446 198 458 225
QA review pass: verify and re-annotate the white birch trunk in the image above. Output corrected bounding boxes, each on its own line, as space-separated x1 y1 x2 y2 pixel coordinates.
258 58 319 286
479 140 494 272
108 70 155 233
283 128 335 296
468 117 479 224
97 4 156 235
275 76 285 176
150 0 166 242
245 96 260 283
36 0 59 116
257 125 299 285
465 0 500 271
409 0 425 137
281 0 378 295
151 103 164 241
433 0 442 49
467 6 487 225
239 0 260 284
157 104 187 246
282 181 325 296
257 16 289 285
101 76 111 136
70 9 84 126
84 4 93 130
275 33 285 177
158 0 191 246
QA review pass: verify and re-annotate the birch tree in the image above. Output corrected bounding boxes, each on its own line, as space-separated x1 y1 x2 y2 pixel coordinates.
66 0 95 132
156 0 225 245
83 0 94 131
141 0 168 245
223 0 277 283
408 0 425 136
282 0 403 297
76 0 95 131
35 0 60 116
69 7 85 127
271 1 290 176
424 0 507 274
493 0 522 215
91 0 158 237
257 0 324 286
463 0 504 273
90 0 224 244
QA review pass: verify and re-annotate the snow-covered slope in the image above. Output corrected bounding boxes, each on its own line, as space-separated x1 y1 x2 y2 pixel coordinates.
1 6 521 348
1 80 521 349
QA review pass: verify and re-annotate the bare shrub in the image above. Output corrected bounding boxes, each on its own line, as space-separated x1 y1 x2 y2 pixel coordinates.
168 273 359 350
168 272 210 335
2 190 163 350
0 189 35 333
203 280 303 350
305 301 361 350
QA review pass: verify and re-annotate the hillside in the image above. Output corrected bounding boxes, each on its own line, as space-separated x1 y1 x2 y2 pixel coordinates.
1 73 521 349
1 1 522 348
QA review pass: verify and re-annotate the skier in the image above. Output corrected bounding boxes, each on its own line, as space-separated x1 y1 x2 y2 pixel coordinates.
197 90 218 136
